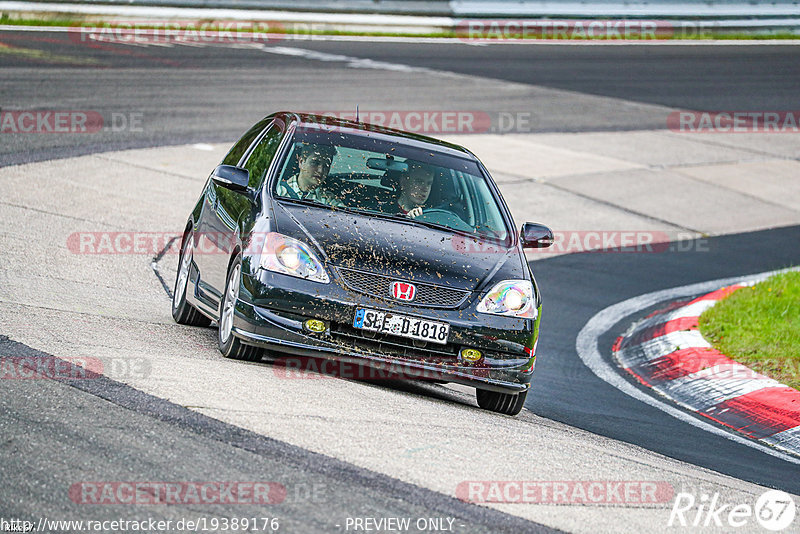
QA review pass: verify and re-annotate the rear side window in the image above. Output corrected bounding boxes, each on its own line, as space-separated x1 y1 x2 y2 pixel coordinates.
242 124 285 189
221 118 272 167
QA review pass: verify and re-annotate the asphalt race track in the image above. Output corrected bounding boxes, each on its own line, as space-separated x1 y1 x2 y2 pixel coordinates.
534 226 800 492
2 31 799 165
1 29 799 533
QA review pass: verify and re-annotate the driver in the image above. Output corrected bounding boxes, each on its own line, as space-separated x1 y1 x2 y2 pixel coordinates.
395 160 435 219
277 143 344 208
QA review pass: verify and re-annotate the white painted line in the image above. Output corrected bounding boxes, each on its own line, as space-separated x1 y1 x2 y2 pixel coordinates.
576 267 800 465
192 143 215 151
262 45 461 77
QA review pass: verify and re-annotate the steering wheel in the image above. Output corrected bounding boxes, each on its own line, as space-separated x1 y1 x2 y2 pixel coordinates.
416 208 473 232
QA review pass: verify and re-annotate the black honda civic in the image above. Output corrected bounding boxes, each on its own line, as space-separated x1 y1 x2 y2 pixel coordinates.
172 112 553 415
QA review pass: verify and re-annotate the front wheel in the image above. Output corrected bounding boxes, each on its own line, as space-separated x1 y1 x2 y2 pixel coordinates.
476 388 528 416
218 256 262 362
172 232 211 327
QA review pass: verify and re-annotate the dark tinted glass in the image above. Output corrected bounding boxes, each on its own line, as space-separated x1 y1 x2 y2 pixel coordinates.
243 124 285 189
221 118 271 167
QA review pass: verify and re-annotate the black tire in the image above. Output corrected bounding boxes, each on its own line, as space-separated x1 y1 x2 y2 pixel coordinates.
476 388 528 416
218 255 263 362
172 232 212 327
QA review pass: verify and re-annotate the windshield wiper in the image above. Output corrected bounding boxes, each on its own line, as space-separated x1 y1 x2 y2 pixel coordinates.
275 196 331 209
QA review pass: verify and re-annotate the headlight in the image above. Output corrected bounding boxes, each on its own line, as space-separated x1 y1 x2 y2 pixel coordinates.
260 232 329 283
477 280 537 319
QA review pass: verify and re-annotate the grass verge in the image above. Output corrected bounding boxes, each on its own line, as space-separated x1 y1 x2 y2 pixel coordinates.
699 270 800 390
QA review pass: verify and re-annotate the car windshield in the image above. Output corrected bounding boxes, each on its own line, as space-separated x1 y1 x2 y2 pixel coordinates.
273 127 510 241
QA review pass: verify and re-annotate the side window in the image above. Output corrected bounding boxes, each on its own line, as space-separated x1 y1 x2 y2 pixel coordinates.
242 124 285 189
221 118 272 167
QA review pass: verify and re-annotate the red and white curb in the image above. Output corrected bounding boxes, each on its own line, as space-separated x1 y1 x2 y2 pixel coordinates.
613 284 800 458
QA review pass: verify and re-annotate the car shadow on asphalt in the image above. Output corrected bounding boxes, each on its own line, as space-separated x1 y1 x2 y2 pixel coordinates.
265 354 476 408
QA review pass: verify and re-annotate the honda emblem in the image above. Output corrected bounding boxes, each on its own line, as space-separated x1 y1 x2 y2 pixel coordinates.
391 281 416 302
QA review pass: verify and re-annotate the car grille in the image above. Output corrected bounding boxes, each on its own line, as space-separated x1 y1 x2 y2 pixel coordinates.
330 322 459 364
335 267 470 308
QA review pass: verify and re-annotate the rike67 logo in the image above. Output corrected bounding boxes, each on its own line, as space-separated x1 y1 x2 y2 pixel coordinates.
669 490 796 531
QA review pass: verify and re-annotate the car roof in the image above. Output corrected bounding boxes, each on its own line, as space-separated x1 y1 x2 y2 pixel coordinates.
274 111 479 161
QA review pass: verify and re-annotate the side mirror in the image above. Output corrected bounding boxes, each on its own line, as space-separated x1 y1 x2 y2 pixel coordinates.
211 165 249 192
521 222 554 249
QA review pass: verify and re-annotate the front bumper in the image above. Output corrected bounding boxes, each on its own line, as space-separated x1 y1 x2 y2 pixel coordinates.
231 270 538 394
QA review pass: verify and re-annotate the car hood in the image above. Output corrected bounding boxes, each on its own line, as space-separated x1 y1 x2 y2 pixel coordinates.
272 201 521 291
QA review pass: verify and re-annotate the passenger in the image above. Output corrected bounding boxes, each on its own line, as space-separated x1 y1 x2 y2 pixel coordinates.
277 143 344 207
394 160 435 219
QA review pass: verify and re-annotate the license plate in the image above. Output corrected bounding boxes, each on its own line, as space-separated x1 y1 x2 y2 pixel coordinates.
353 308 449 345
